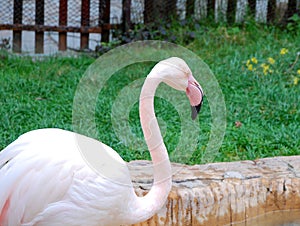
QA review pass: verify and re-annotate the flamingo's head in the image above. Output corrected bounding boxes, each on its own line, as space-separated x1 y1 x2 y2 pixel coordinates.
151 57 204 120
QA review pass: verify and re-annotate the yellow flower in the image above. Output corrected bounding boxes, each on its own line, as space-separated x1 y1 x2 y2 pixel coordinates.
294 77 299 85
251 57 258 64
261 63 270 75
297 69 300 75
247 64 253 71
280 48 288 55
246 60 251 66
268 57 275 65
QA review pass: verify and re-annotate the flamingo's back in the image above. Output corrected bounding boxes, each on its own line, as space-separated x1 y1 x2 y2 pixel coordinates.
0 128 134 226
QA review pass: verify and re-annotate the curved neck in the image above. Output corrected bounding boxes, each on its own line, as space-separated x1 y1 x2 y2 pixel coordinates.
133 75 172 222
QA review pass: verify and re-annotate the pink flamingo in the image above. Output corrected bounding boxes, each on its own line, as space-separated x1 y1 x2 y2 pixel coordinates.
0 57 203 226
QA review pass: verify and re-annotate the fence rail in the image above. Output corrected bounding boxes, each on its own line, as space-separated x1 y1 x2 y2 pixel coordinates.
0 0 299 54
0 24 114 33
0 0 113 53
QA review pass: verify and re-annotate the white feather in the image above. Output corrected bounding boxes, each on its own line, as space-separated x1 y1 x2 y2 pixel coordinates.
0 128 136 226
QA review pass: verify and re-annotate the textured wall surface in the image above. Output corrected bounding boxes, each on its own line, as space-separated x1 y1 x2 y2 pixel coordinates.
128 156 300 226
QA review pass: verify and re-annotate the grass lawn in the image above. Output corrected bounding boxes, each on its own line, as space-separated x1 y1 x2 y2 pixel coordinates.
0 23 299 164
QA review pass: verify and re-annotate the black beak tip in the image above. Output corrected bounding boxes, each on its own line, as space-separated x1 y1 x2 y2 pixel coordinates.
191 102 202 120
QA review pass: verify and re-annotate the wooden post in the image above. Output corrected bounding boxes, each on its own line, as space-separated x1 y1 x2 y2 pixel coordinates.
13 0 23 53
286 0 298 19
248 0 257 16
59 0 68 51
144 0 177 25
80 0 90 50
122 0 131 33
208 0 216 17
35 0 44 53
100 0 110 43
144 0 153 24
186 0 195 18
227 0 237 23
267 0 276 22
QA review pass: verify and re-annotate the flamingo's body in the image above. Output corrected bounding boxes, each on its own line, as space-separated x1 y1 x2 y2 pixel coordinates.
0 129 138 226
0 57 203 226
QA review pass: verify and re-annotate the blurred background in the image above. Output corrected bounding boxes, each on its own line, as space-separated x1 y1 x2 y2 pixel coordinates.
0 0 299 55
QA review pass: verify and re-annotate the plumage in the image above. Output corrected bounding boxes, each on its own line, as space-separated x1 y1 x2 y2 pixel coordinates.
0 129 136 226
0 57 204 226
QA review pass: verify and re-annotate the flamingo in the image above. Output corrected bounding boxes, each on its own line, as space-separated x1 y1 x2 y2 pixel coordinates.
0 57 204 226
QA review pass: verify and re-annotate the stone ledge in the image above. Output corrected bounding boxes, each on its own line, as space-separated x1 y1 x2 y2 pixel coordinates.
128 156 300 226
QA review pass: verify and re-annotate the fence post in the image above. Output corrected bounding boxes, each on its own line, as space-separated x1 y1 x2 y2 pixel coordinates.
144 0 153 24
226 0 237 23
144 0 177 24
13 0 23 53
81 0 90 50
122 0 131 33
248 0 257 16
286 0 299 18
100 0 110 43
35 0 44 53
59 0 68 51
186 0 195 18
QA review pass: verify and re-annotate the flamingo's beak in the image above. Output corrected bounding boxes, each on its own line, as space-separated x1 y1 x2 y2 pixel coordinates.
186 75 204 120
191 101 203 120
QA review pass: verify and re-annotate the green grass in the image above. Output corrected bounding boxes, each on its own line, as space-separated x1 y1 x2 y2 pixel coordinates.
187 24 300 163
0 23 299 164
0 56 93 145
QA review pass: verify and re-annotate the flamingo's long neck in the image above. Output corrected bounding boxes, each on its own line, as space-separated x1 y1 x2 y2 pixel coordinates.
134 74 172 220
